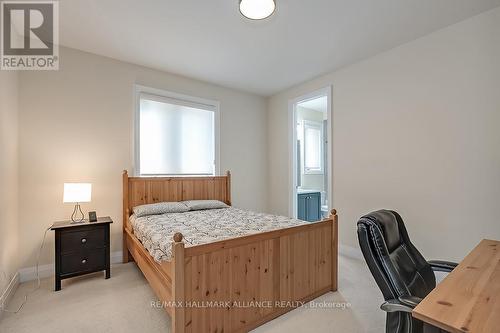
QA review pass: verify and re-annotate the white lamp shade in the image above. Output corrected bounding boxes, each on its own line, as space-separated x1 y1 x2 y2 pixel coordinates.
63 183 92 203
239 0 276 20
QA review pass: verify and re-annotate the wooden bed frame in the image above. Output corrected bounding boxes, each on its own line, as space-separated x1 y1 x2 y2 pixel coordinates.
122 170 338 333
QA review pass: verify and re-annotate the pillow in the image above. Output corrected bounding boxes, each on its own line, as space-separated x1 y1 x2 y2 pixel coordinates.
182 200 229 211
133 202 189 217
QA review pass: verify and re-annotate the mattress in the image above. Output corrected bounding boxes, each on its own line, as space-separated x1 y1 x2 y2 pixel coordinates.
130 207 310 262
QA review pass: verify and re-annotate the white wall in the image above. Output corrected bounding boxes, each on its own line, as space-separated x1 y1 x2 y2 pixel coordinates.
0 71 19 295
18 47 268 268
268 7 500 261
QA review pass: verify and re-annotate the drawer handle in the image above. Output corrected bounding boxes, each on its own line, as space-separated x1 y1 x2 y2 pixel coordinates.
81 238 87 244
81 259 87 264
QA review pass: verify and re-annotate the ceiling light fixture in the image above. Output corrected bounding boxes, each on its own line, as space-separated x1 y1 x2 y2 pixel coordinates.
239 0 276 20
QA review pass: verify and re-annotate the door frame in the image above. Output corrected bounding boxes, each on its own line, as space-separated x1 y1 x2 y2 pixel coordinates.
288 86 333 219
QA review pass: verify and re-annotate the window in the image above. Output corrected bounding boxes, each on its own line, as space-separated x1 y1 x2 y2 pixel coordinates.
135 86 219 176
303 120 323 174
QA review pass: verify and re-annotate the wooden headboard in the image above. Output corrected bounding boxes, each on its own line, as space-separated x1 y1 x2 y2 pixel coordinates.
122 170 231 219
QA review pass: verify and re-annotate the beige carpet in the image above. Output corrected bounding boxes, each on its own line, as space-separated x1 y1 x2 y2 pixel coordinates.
0 255 385 333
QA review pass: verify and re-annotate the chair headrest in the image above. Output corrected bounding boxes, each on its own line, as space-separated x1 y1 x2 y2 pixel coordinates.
360 210 401 253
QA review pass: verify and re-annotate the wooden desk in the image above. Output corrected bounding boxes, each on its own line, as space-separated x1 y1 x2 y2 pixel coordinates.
413 239 500 333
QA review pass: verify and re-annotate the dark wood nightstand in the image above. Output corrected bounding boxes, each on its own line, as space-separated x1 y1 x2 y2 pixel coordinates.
51 216 113 291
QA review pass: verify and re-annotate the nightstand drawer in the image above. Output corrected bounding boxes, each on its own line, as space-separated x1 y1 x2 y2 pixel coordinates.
60 226 106 253
60 248 106 275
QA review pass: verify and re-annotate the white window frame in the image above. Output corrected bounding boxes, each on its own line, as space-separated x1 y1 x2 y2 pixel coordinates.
303 120 324 175
133 85 220 176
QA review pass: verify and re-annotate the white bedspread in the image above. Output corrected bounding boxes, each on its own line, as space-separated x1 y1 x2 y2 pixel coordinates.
130 207 309 262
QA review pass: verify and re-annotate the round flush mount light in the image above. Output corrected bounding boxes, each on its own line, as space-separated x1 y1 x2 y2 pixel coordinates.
239 0 276 20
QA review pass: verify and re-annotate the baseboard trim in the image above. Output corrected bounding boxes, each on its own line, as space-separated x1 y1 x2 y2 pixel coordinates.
111 250 123 265
18 263 54 283
0 271 20 318
339 244 363 260
19 251 123 283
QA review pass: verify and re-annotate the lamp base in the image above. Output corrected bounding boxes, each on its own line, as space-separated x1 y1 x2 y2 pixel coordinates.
71 203 85 223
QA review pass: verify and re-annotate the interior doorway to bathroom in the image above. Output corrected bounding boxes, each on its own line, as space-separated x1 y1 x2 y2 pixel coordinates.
289 87 332 221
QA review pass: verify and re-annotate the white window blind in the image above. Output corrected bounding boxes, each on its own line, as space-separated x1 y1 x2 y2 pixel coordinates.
138 93 216 175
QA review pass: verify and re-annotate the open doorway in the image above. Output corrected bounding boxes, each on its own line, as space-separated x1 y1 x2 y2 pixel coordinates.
289 87 332 221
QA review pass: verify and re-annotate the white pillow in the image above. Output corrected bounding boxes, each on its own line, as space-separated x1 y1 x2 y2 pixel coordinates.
182 200 229 211
133 202 189 217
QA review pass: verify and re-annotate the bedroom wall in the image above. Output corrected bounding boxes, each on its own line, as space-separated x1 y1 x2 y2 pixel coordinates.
267 7 500 261
17 47 268 269
0 71 19 296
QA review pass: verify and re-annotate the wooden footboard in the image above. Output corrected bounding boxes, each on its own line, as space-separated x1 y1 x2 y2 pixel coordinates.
122 171 338 333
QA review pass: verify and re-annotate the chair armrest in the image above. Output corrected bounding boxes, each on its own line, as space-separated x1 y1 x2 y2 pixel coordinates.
380 296 422 313
428 260 458 272
398 295 422 308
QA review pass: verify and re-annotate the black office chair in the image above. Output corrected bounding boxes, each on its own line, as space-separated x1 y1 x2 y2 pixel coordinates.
357 210 457 333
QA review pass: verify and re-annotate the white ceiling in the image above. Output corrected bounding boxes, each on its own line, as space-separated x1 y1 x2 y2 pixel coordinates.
298 96 328 113
59 0 500 96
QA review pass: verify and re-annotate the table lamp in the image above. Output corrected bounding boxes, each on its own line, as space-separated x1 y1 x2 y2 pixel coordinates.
63 183 92 223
